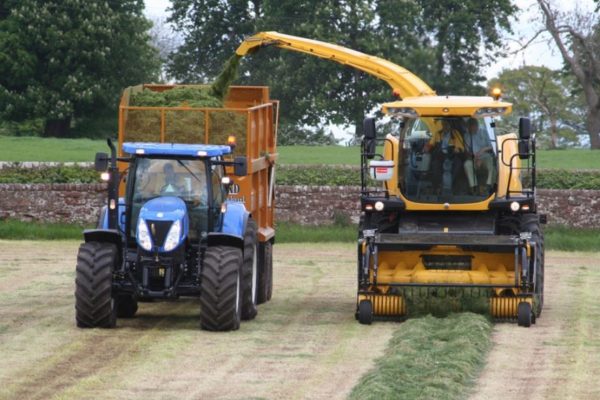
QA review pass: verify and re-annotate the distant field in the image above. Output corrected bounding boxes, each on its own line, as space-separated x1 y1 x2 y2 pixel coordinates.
0 136 599 169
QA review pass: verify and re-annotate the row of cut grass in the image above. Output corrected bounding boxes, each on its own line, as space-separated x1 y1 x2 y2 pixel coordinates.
349 313 492 400
1 136 600 169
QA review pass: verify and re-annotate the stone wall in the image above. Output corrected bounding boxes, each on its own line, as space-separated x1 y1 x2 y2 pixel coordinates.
0 183 599 228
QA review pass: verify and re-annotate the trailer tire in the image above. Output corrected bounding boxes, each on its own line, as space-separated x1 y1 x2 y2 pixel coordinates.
241 219 258 320
200 246 243 331
116 295 138 318
257 241 273 304
75 242 117 328
521 214 544 317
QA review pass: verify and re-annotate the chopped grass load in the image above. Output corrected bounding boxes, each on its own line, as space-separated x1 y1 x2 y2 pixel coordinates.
349 313 492 400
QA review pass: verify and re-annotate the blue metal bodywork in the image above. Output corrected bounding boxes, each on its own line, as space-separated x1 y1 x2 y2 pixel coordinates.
137 196 189 252
221 201 248 239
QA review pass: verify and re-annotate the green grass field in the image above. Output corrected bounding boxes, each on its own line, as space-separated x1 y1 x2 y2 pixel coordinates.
1 136 599 169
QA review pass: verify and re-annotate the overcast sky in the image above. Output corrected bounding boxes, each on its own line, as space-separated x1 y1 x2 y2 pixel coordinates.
144 0 596 81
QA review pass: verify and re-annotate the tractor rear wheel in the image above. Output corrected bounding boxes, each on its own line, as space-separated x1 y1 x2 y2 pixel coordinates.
256 241 273 304
199 246 243 331
75 242 117 328
521 214 544 317
116 295 138 318
241 219 258 320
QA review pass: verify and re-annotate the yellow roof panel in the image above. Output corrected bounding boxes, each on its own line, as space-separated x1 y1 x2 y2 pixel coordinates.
382 95 513 117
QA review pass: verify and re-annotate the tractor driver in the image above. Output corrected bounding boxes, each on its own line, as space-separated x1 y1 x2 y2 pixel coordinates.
161 163 184 194
424 119 465 194
463 118 495 195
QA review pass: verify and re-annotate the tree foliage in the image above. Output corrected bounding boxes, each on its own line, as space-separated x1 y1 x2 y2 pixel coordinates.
0 0 160 137
537 0 600 149
489 66 584 149
167 0 516 139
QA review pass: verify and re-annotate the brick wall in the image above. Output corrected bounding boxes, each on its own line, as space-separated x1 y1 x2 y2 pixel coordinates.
0 183 599 228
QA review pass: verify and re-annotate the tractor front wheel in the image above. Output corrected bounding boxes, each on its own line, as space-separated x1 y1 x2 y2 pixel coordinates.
116 295 138 318
75 242 117 328
200 245 243 331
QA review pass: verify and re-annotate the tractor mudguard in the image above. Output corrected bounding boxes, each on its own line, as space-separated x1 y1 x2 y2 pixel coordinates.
206 232 244 250
83 229 124 263
221 201 249 238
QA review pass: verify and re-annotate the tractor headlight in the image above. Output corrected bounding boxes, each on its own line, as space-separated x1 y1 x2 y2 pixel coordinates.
137 218 153 251
163 219 182 252
374 201 385 211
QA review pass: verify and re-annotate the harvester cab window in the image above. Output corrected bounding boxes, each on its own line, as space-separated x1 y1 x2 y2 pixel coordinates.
400 117 498 203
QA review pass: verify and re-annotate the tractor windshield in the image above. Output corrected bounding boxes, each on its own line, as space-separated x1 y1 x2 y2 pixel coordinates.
129 158 216 241
399 116 498 203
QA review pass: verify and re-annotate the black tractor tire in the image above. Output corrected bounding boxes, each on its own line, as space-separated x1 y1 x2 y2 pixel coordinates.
517 301 532 327
358 300 374 325
75 242 117 328
241 219 258 320
199 245 243 331
116 295 138 318
256 241 273 305
521 214 544 317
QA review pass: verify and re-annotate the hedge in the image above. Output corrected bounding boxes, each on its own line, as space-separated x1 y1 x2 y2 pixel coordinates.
1 164 600 190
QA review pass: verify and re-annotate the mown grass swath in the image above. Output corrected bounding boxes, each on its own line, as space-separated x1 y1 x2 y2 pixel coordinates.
349 313 492 400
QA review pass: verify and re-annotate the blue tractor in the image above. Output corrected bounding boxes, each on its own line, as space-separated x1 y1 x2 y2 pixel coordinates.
75 140 259 331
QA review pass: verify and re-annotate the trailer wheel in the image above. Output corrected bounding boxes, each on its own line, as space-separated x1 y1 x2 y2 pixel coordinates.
116 295 138 318
200 246 243 331
521 215 544 317
517 301 532 327
241 219 258 320
257 241 273 304
75 242 117 328
358 300 374 325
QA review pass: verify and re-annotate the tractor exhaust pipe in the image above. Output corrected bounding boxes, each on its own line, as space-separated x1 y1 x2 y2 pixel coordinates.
107 139 119 230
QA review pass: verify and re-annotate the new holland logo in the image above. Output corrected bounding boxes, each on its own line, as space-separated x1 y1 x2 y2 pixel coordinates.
228 184 241 194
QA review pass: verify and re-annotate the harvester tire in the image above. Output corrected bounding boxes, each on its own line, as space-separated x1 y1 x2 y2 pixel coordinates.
199 246 243 331
257 241 273 304
241 219 258 320
358 300 374 325
75 242 117 328
116 295 138 318
517 301 532 327
521 214 544 317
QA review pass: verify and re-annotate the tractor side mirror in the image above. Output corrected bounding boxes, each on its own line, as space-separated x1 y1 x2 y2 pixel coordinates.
234 156 247 176
363 117 377 160
518 117 531 160
94 152 109 171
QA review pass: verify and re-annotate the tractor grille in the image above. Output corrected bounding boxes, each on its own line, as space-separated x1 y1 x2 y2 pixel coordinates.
146 220 172 248
422 255 472 270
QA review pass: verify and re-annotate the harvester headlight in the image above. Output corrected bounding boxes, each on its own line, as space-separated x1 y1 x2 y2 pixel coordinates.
137 218 153 251
100 172 110 181
510 201 521 212
365 204 373 211
163 219 182 252
374 201 385 211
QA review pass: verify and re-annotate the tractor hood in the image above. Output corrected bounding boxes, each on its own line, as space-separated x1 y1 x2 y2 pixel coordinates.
136 196 189 253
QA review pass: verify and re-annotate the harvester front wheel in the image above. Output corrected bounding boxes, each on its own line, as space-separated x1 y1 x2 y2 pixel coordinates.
358 300 374 325
241 219 258 320
75 242 117 328
517 301 532 327
199 246 243 331
521 215 544 317
257 241 273 304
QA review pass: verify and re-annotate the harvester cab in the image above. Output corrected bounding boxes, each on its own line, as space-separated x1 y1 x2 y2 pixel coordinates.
236 31 544 327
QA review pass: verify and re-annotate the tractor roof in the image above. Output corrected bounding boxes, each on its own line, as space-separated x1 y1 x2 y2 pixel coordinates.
382 96 513 117
123 142 232 157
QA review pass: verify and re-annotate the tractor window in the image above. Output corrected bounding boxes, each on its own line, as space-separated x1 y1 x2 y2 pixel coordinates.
129 158 210 240
211 165 225 205
399 117 498 203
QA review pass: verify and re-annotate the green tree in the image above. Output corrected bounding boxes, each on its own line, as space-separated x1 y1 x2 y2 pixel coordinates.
0 0 160 137
168 0 516 139
489 66 584 149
